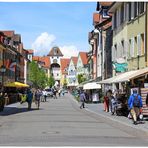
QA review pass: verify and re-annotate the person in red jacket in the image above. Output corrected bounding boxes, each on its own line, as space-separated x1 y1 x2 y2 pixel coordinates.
104 92 109 112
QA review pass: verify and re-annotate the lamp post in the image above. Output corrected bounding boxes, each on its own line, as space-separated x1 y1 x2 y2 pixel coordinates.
0 65 6 93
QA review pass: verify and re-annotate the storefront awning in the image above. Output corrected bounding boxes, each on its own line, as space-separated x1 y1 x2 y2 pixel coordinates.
98 67 148 84
4 81 29 88
67 84 78 87
83 82 101 90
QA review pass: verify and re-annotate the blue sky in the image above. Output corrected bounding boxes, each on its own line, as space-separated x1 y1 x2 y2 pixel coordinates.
0 2 97 57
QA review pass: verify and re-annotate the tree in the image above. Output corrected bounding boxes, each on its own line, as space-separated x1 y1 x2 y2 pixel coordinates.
28 61 48 89
47 75 55 88
77 74 86 84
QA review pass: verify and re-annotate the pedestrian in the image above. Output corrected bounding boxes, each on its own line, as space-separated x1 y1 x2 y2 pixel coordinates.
35 89 42 109
104 92 109 112
80 90 86 109
27 90 33 110
58 89 61 97
4 92 9 105
20 92 27 104
128 89 143 125
107 90 114 113
42 90 47 102
52 87 57 99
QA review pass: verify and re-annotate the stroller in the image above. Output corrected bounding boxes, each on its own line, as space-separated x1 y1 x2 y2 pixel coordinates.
114 94 128 116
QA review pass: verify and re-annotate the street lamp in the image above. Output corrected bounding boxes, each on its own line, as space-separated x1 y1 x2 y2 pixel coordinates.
0 65 6 93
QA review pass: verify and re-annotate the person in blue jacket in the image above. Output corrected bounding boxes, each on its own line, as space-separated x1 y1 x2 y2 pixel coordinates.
27 90 33 110
128 89 143 125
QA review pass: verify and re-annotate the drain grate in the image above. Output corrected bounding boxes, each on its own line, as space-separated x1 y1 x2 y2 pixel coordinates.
42 131 60 134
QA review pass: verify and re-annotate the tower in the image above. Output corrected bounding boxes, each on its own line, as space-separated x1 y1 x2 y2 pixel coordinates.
47 46 63 86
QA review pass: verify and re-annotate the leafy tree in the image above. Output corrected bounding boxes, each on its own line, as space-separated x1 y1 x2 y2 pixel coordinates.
77 74 86 84
63 78 67 88
28 61 48 89
47 75 55 88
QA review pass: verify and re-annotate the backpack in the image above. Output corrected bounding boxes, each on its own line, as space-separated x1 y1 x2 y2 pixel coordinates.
133 95 140 107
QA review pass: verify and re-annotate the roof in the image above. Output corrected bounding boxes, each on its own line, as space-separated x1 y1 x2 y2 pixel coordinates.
98 67 148 84
100 2 113 7
0 31 15 37
13 34 21 43
60 58 70 74
40 56 50 68
71 56 78 66
93 13 101 25
79 52 88 65
33 56 50 68
27 50 34 54
47 46 63 57
33 56 41 61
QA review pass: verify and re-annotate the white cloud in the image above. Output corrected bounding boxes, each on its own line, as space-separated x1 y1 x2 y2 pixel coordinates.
31 32 56 56
60 45 79 58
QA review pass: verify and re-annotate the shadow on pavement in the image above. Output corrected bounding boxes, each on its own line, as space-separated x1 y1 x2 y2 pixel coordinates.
0 107 42 116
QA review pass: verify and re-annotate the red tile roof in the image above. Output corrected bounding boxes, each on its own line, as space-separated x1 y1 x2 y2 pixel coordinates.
71 57 78 66
60 58 70 74
33 56 50 68
79 52 88 65
0 31 15 37
41 56 50 68
93 13 101 25
27 49 34 54
33 56 40 61
100 2 113 6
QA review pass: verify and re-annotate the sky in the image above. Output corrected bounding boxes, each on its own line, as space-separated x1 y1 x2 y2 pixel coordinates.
0 2 97 58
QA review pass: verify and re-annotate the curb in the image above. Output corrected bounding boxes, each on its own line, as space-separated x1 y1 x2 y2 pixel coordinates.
85 107 148 134
69 93 148 133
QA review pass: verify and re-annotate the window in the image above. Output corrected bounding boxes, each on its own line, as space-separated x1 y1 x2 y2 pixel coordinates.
134 36 137 56
134 2 138 18
141 33 145 55
121 40 125 57
130 38 134 57
137 34 141 56
114 44 117 59
114 11 117 29
138 2 144 14
120 4 124 24
128 2 131 21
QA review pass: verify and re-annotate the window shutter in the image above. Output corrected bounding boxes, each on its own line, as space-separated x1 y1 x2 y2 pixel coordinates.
137 34 141 56
131 38 134 57
124 40 129 58
131 2 134 20
126 3 129 21
112 46 115 61
112 14 114 30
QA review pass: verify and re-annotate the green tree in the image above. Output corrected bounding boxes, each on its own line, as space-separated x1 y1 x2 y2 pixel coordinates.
63 78 67 88
77 74 86 84
28 61 48 89
47 75 55 88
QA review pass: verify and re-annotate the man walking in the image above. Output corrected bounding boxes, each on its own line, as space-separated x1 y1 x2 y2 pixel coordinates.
80 90 86 109
128 89 143 125
27 90 33 110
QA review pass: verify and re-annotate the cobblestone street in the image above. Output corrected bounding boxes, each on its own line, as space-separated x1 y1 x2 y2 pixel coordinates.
0 93 148 146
